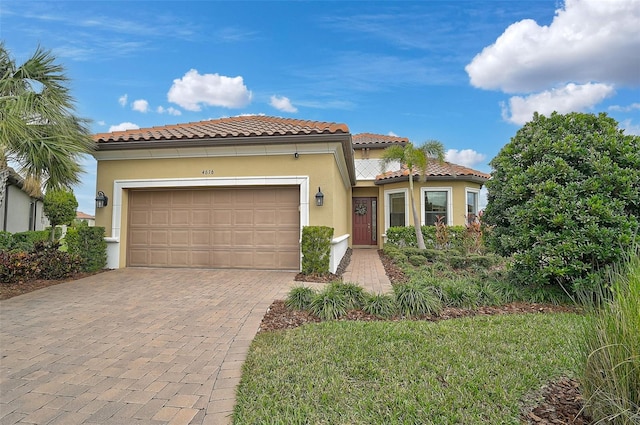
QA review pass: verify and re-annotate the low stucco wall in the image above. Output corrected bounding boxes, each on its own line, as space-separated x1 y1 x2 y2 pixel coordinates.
330 233 350 274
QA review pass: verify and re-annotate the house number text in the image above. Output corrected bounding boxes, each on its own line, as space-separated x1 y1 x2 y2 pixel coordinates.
201 170 215 175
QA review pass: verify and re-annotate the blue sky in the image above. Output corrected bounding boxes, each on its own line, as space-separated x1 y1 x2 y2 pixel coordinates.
2 0 639 215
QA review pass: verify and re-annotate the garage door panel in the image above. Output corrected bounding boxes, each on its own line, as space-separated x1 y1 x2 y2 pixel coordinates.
191 210 210 225
171 210 189 225
170 230 189 246
192 231 211 246
233 230 254 246
150 211 169 225
149 230 169 245
128 187 300 270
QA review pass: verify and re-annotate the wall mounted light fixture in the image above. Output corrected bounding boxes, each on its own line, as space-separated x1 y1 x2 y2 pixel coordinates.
315 187 324 207
95 191 109 208
294 152 300 159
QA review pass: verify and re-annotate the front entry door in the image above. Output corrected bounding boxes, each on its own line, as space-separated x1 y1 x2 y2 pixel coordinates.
352 197 377 245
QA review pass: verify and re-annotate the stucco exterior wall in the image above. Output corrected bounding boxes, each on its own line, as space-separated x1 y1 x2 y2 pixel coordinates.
2 185 47 232
94 144 353 268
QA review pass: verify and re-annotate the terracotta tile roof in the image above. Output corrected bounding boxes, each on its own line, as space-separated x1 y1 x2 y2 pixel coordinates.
76 211 95 220
94 115 349 143
376 162 491 183
352 133 408 146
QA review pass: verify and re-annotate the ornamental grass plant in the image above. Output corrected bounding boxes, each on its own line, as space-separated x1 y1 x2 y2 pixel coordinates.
579 248 640 424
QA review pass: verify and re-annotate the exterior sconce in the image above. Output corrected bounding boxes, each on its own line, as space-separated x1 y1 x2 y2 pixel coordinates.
315 187 324 207
95 191 109 208
294 152 299 159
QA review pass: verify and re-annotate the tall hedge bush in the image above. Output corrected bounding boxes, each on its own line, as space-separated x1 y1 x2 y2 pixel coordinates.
65 226 107 272
484 112 640 292
301 226 333 275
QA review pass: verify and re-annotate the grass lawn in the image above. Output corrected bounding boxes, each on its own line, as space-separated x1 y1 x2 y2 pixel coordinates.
234 312 582 424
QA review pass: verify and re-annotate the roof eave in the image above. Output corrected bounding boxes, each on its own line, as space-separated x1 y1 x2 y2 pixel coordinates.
374 174 489 186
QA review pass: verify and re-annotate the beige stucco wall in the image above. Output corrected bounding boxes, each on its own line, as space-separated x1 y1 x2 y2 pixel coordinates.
94 145 353 267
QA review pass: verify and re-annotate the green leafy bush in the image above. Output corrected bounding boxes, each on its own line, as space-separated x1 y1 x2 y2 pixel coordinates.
362 293 397 318
408 255 427 267
286 286 316 311
43 189 78 241
301 226 333 275
310 283 348 320
484 112 640 293
0 231 13 250
579 248 640 424
393 281 442 317
0 241 81 283
385 226 466 250
9 230 53 252
332 282 367 310
65 226 107 272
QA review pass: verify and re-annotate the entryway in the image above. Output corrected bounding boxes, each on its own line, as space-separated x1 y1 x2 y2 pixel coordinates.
352 197 377 246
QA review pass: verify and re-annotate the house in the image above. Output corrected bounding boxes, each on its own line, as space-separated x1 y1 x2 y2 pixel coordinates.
75 211 96 226
92 116 489 271
0 167 49 233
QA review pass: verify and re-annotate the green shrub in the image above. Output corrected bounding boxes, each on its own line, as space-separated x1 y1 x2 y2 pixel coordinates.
408 255 427 267
386 226 466 250
579 248 640 424
10 230 52 252
393 281 442 317
286 286 316 311
484 112 640 293
301 226 333 275
363 293 397 318
43 189 78 241
310 284 348 320
0 241 81 283
65 226 107 272
448 254 497 270
0 231 13 250
439 279 480 308
330 281 366 310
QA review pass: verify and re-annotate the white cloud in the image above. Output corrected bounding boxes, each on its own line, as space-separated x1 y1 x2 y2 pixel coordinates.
97 120 106 126
609 102 640 112
466 0 640 93
445 149 487 168
108 122 139 132
269 95 298 113
118 94 128 107
501 82 615 125
157 106 182 116
620 119 640 136
167 69 252 111
388 131 399 137
132 99 149 113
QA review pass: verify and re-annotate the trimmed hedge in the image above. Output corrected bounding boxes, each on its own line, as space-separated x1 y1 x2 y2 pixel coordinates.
301 226 334 275
65 226 107 272
386 226 466 249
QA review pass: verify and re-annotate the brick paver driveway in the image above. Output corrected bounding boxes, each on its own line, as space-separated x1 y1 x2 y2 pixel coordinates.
0 268 295 425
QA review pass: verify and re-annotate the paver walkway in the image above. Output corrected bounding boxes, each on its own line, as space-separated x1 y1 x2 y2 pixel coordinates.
0 268 295 425
0 250 391 425
342 248 393 294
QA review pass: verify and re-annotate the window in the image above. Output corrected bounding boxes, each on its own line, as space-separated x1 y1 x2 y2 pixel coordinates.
384 189 408 231
466 189 479 223
389 193 406 227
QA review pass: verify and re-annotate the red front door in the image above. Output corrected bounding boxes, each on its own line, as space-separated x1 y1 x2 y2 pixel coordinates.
352 197 377 245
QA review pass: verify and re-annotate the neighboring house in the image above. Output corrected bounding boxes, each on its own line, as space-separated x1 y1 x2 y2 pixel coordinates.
92 116 489 272
0 167 49 233
76 211 96 226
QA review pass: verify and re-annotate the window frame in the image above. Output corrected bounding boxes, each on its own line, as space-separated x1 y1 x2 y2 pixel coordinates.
465 188 480 223
420 187 453 226
384 188 409 232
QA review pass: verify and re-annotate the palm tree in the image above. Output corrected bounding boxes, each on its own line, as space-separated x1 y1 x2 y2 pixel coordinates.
381 140 445 249
0 44 94 205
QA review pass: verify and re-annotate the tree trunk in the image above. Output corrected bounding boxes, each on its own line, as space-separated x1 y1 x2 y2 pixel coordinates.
409 176 426 249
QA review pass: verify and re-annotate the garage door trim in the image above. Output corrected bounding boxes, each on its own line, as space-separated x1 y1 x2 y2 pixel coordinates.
106 176 310 269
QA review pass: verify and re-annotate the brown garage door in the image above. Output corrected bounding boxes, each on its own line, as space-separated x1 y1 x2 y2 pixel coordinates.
127 187 300 270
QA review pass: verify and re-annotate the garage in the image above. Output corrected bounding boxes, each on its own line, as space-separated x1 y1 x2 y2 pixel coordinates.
127 186 300 270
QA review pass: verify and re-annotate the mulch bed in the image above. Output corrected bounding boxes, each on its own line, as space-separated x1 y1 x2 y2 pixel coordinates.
0 270 107 300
